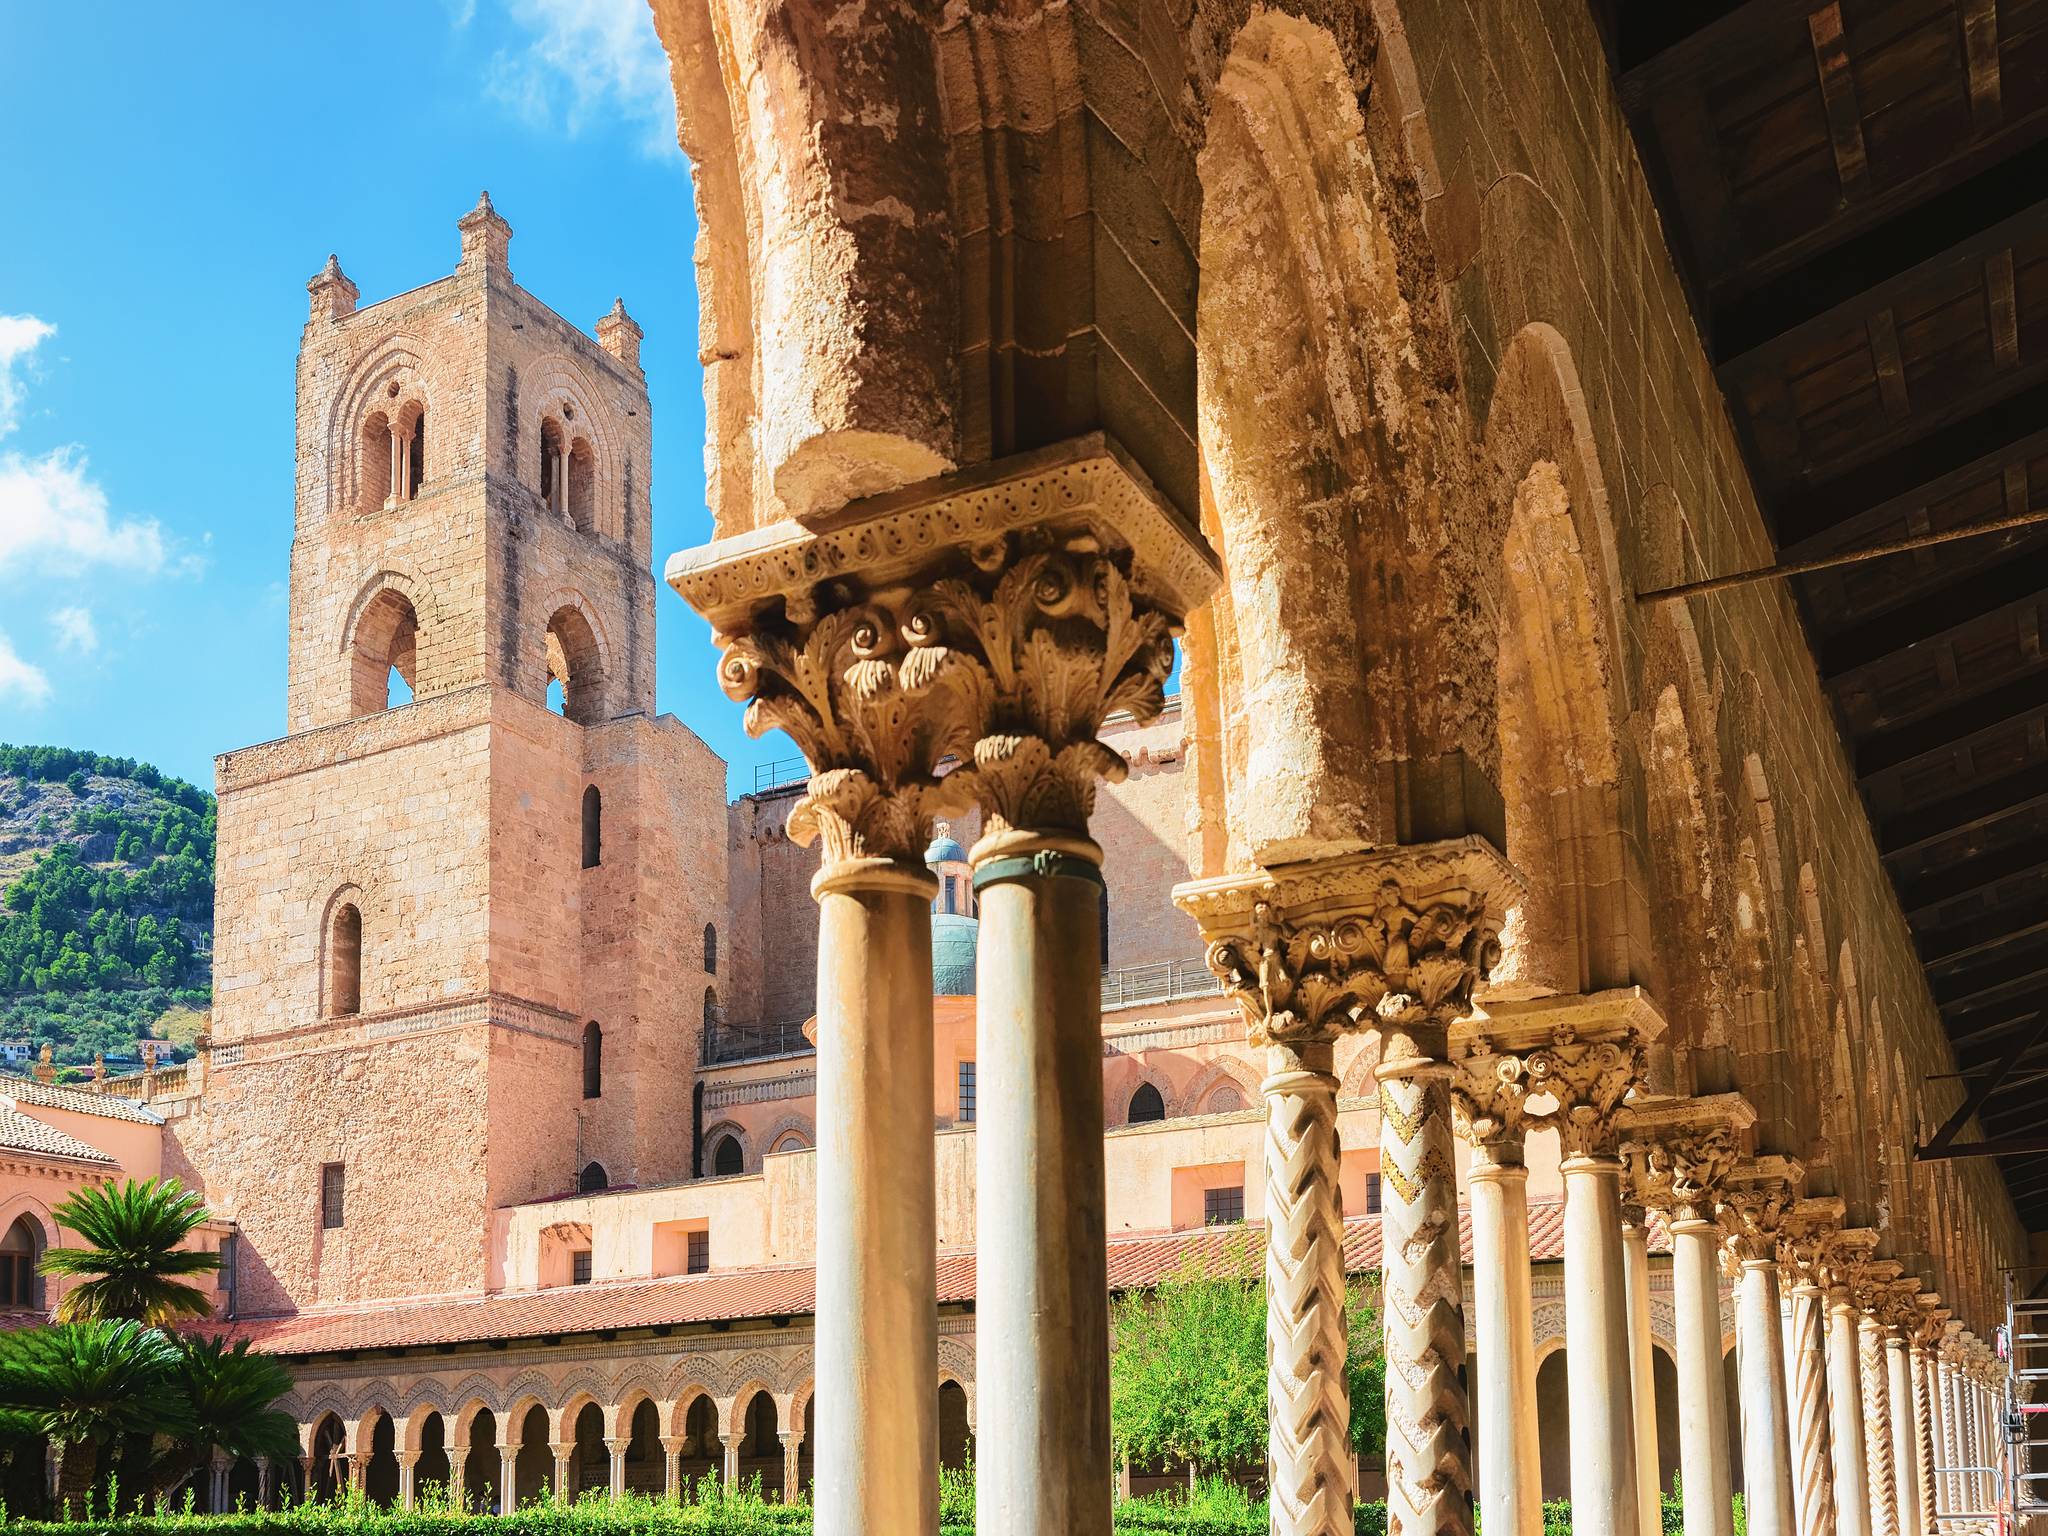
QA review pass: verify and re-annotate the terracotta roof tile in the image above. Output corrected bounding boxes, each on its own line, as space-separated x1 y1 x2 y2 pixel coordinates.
0 1103 117 1165
220 1198 1645 1358
1 1079 162 1126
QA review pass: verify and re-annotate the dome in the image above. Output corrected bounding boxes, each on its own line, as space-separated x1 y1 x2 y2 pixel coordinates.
925 832 969 866
932 911 979 996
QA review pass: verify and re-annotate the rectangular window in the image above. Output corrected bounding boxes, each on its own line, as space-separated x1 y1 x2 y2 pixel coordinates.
571 1250 592 1286
687 1229 710 1275
218 1235 237 1301
1203 1185 1244 1226
957 1060 977 1124
320 1164 345 1229
1366 1172 1382 1215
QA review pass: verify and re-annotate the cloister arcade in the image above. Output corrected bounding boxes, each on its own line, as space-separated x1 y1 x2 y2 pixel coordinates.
643 0 2038 1534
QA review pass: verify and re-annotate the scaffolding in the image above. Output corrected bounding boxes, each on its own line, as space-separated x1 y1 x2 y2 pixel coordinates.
2007 1267 2048 1529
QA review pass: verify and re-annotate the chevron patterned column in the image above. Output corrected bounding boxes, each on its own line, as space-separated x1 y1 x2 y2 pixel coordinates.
1178 840 1517 1536
1786 1248 1839 1536
1265 1040 1354 1536
1858 1306 1899 1536
1909 1325 1942 1535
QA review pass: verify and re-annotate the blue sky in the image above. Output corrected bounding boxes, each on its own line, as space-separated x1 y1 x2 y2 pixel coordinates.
0 2 796 796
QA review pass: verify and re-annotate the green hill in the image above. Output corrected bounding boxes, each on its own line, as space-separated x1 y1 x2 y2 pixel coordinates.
0 744 214 1067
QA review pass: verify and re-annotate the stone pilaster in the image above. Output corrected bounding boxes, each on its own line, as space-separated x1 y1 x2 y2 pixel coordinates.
1717 1158 1805 1536
674 437 1219 1536
1183 840 1517 1536
1451 1044 1541 1536
1627 1095 1754 1536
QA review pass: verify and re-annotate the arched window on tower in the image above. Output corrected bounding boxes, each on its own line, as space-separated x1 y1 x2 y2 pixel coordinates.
350 589 418 716
581 786 602 869
703 924 717 974
0 1216 43 1309
539 418 564 514
1127 1082 1166 1124
360 411 393 512
544 606 605 725
408 410 426 498
578 1162 608 1194
568 438 596 532
328 902 362 1018
582 1021 602 1100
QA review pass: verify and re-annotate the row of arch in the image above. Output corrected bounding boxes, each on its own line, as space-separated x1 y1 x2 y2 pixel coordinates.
281 1377 972 1510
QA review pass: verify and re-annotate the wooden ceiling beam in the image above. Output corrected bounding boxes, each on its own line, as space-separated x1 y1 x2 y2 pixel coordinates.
1713 141 2048 366
1856 668 2048 776
1880 762 2048 859
1932 945 2048 1011
1920 902 2048 971
1821 547 2048 683
1613 0 1784 96
1900 830 2048 916
1774 381 2048 551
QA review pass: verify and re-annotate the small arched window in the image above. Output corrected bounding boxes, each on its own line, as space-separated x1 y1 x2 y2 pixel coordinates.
539 418 564 512
1127 1082 1166 1124
349 589 418 717
408 411 426 498
360 411 393 512
0 1216 43 1309
578 1162 608 1194
329 902 362 1018
545 606 605 725
582 1021 602 1100
581 786 602 869
703 924 718 974
568 438 596 532
710 1135 744 1177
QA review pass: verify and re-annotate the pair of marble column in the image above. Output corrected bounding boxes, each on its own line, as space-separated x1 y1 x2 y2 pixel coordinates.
674 450 1216 1536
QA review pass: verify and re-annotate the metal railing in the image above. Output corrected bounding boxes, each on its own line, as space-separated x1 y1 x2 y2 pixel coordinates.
702 1017 814 1065
751 757 809 795
1099 958 1222 1011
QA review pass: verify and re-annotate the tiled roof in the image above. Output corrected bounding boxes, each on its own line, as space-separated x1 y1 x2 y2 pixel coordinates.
1 1078 162 1125
0 1103 118 1166
219 1199 1655 1358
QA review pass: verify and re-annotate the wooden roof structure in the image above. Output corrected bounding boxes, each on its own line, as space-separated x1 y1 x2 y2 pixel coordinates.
1597 0 2048 1228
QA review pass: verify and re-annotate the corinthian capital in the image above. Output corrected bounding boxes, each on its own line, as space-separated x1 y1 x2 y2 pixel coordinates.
1463 989 1666 1161
1175 839 1519 1051
1716 1157 1804 1264
1450 1047 1537 1159
1620 1093 1754 1225
667 437 1220 862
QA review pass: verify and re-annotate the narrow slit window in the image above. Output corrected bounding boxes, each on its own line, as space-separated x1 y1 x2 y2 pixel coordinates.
320 1163 345 1229
581 785 602 869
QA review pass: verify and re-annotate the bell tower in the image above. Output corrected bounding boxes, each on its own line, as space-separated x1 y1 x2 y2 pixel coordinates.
180 198 727 1316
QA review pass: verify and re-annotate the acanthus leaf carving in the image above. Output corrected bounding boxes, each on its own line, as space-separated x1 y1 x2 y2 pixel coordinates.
1523 1034 1643 1161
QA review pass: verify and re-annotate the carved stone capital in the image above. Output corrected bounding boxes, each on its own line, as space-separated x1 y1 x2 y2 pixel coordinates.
667 436 1219 861
1620 1093 1754 1225
1463 990 1666 1161
1174 839 1520 1052
1911 1298 1952 1353
1812 1226 1883 1297
1714 1156 1805 1264
1872 1278 1924 1334
1450 1048 1536 1160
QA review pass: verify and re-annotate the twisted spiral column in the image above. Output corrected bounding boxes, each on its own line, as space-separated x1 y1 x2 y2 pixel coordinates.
1858 1312 1898 1536
1789 1276 1838 1536
1380 1034 1472 1536
1264 1041 1354 1536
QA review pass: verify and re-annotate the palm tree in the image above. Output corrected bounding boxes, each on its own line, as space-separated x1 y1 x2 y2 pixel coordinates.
154 1337 299 1508
41 1177 219 1324
0 1319 194 1515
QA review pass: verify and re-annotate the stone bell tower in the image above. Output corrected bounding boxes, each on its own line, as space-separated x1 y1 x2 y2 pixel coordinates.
173 197 728 1316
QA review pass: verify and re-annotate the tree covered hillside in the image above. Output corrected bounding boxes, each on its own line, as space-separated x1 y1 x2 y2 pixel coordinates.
0 745 214 1065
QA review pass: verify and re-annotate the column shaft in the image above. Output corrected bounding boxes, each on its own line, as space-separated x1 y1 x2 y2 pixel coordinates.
974 837 1110 1536
398 1458 416 1512
1885 1337 1921 1536
1624 1214 1664 1536
1736 1260 1798 1536
1562 1153 1640 1536
1908 1349 1937 1534
1673 1219 1735 1536
813 861 938 1536
1380 1034 1472 1536
1857 1315 1897 1536
1789 1281 1837 1536
1826 1295 1871 1536
1262 1041 1353 1536
1469 1150 1541 1536
1938 1360 1962 1514
498 1449 517 1515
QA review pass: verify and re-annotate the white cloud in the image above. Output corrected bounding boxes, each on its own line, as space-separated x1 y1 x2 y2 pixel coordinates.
0 447 167 578
0 632 50 707
0 315 57 439
486 0 679 158
51 606 97 655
